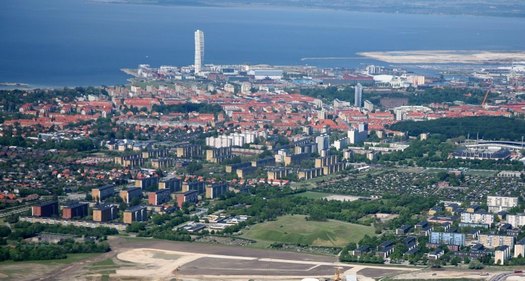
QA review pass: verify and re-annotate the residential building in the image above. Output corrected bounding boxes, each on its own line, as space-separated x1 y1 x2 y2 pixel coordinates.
32 201 59 217
135 176 159 190
506 213 525 228
377 240 394 259
315 135 329 154
354 83 363 108
429 232 466 246
194 30 204 73
61 201 88 219
175 190 198 208
205 182 228 199
119 187 142 204
460 212 494 226
487 196 518 213
415 221 432 236
92 204 118 222
494 245 510 265
514 238 525 258
478 234 515 249
396 225 412 235
182 180 206 194
348 123 368 144
428 249 444 260
92 184 115 202
123 205 148 224
148 189 171 205
159 177 182 192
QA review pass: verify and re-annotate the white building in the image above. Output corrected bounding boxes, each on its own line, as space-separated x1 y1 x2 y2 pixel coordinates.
194 30 204 74
354 83 363 108
333 137 349 151
248 69 283 80
506 213 525 228
315 135 329 154
460 212 494 225
205 131 265 148
348 123 368 144
487 196 518 213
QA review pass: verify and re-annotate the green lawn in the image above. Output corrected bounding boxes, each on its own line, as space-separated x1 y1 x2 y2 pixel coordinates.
241 215 375 248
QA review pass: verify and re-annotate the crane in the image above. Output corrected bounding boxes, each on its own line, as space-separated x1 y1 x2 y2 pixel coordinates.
481 90 491 108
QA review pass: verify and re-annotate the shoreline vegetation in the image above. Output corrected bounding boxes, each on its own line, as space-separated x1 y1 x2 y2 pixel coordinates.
90 0 525 18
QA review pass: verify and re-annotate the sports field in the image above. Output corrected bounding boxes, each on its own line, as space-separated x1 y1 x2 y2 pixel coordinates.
241 215 375 247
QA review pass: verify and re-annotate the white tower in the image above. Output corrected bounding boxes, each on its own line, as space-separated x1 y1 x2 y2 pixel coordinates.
354 83 363 108
194 30 204 74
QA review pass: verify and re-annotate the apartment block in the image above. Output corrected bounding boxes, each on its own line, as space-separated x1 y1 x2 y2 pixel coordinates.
175 190 198 208
62 201 88 219
478 234 515 249
92 184 115 202
159 177 182 192
205 182 228 199
123 205 148 224
182 180 206 194
460 212 494 226
135 176 159 190
119 187 143 204
487 196 518 213
32 201 59 217
148 189 171 205
506 213 525 228
92 204 118 222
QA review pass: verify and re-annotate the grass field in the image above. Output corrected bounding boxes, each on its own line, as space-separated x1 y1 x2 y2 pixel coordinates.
241 215 375 248
0 253 101 280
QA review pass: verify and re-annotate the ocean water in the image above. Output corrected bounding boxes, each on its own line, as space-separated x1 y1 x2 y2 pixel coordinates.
1 0 525 87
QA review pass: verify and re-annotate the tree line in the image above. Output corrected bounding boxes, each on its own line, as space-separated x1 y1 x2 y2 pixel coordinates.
390 116 525 141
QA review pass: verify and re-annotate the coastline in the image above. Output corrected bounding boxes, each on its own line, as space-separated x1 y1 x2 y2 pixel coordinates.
358 50 525 64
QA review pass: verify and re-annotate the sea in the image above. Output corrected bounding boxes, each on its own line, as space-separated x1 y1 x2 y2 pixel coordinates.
1 0 525 87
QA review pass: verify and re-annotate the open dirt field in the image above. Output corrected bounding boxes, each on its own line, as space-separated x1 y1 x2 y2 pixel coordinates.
324 195 364 201
359 50 525 64
392 269 497 280
112 247 418 281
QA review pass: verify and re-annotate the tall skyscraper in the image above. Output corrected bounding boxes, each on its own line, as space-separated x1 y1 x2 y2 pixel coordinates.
354 83 363 108
194 30 204 74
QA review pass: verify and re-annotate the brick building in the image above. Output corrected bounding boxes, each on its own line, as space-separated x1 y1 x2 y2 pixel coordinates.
32 201 59 217
119 187 143 204
92 184 115 202
62 201 88 219
92 204 119 222
175 190 198 208
123 205 148 224
148 189 171 205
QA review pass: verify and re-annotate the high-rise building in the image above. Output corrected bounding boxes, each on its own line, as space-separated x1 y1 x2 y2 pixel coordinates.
354 83 363 108
194 30 204 74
